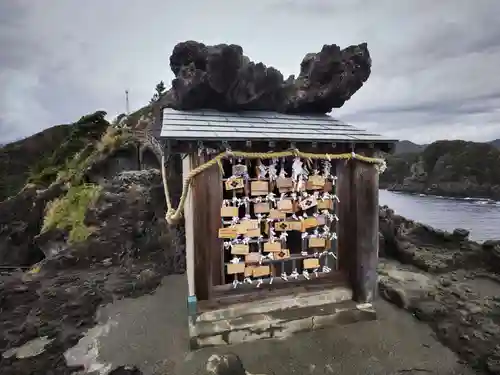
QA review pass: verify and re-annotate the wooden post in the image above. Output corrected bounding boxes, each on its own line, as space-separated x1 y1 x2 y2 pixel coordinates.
182 154 195 297
191 151 223 300
352 153 379 303
336 160 355 282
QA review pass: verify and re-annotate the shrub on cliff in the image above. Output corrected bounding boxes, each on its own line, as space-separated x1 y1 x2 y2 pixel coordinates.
28 110 110 186
42 184 102 243
0 110 110 202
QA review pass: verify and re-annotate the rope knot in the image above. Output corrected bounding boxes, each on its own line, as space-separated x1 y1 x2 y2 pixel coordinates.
165 208 181 225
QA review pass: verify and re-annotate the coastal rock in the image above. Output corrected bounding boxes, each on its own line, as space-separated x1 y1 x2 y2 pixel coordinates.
378 206 500 374
481 240 500 272
161 40 371 113
379 206 484 273
378 260 437 310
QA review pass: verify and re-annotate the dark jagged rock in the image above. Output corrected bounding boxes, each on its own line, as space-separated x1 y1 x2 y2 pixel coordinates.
378 205 485 273
161 40 371 113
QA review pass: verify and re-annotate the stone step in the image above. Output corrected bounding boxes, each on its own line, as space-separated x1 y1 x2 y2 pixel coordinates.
196 285 354 323
189 299 376 349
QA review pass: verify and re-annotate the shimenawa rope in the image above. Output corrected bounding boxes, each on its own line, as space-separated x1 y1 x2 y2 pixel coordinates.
161 149 386 225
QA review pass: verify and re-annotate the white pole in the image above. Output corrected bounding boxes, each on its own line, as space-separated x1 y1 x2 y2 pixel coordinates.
125 90 130 114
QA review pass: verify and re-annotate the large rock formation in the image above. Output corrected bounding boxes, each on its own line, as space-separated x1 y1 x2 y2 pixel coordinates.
160 40 371 113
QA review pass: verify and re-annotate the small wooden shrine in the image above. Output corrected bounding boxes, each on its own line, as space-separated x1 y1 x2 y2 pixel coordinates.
153 108 396 323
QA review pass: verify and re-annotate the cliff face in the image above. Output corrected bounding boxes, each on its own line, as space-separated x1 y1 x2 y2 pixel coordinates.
380 140 500 200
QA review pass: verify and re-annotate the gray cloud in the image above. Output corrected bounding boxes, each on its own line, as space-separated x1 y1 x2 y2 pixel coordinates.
1 0 500 144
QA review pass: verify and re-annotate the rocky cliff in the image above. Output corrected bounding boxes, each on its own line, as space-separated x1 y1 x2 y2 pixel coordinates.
0 111 185 374
380 140 500 200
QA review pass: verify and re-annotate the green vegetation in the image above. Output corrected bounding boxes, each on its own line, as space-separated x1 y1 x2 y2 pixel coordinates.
42 184 102 243
421 140 500 185
0 109 139 245
38 125 134 244
382 140 500 188
28 111 109 186
0 110 111 202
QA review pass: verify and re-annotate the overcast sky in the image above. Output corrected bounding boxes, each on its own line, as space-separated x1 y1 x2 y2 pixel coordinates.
1 0 500 144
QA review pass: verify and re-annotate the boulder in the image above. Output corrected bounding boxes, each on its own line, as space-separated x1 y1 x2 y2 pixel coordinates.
160 40 371 114
452 228 470 240
205 353 247 375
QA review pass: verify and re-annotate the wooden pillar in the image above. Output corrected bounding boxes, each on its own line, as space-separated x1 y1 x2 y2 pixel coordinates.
336 160 355 283
182 154 195 297
352 153 379 303
191 151 223 300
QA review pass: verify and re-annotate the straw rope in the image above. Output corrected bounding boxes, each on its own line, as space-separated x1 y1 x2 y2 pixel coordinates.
161 149 386 225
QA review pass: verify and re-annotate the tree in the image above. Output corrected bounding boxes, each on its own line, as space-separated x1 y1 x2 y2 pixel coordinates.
150 80 166 104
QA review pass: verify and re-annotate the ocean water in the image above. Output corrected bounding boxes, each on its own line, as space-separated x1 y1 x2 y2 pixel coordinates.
379 189 500 242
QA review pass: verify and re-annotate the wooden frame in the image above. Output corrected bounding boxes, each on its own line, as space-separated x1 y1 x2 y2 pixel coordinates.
182 145 381 306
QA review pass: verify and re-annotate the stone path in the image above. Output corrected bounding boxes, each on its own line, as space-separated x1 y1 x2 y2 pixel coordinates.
76 273 477 375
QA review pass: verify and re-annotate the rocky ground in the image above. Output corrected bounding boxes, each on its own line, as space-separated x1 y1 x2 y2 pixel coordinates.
0 132 185 375
379 206 500 375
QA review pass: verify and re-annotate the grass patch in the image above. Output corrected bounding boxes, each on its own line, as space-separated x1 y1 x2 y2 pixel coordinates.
97 126 133 153
42 184 102 243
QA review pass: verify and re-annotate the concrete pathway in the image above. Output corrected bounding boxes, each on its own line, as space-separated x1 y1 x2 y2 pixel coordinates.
77 274 476 375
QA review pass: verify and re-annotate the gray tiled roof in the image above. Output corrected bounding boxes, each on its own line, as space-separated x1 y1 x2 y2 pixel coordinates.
158 108 397 144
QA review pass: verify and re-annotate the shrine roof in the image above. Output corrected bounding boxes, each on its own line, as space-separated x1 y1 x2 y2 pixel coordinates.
154 108 397 152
